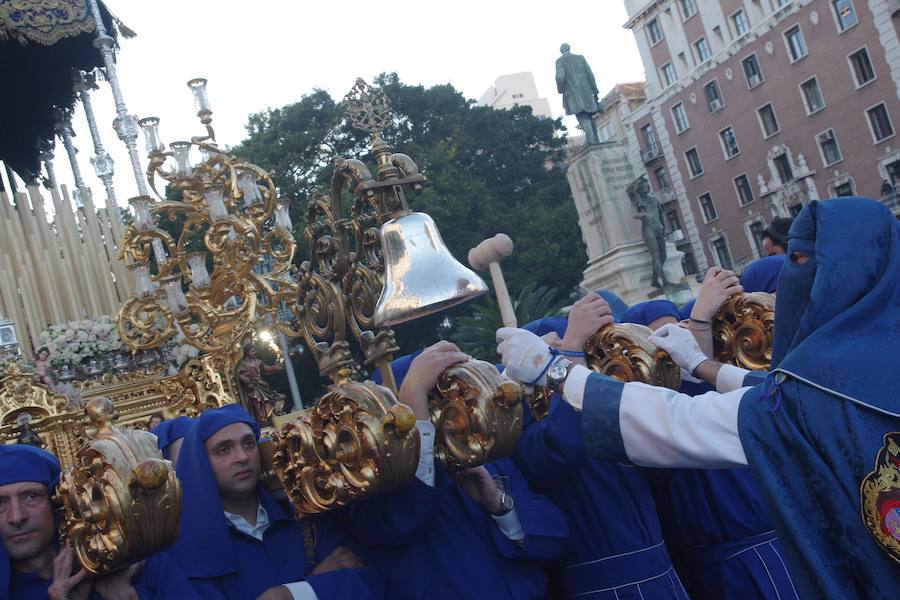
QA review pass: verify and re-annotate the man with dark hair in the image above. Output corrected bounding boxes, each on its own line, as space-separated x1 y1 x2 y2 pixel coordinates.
168 404 381 599
760 217 792 256
0 444 197 599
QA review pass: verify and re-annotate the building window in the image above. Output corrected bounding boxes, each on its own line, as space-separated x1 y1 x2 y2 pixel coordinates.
849 48 876 87
834 181 855 196
642 125 659 154
817 129 843 166
685 148 704 178
867 103 895 143
742 54 763 88
749 221 766 257
784 26 808 63
704 80 724 113
800 77 825 114
788 203 803 217
679 0 697 20
734 174 755 206
731 9 750 37
774 153 794 184
598 121 615 142
711 237 733 269
654 167 671 193
699 193 718 223
661 63 677 87
671 102 690 133
774 0 791 9
665 209 682 233
831 0 859 32
719 127 740 159
694 37 712 63
647 18 664 45
758 103 780 138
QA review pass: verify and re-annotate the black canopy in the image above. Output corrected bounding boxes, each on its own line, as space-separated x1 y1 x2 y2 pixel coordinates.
0 1 117 179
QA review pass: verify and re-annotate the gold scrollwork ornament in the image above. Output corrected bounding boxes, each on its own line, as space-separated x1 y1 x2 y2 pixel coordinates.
584 323 682 389
271 381 419 515
712 292 776 371
429 360 523 470
56 398 181 574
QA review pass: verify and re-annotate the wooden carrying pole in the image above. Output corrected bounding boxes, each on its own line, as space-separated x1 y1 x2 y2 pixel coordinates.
468 234 517 328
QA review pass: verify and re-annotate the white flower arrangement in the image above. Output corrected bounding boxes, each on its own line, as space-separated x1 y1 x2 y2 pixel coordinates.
37 315 123 369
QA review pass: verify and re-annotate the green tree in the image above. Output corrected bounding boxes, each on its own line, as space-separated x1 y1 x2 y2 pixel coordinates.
231 74 586 352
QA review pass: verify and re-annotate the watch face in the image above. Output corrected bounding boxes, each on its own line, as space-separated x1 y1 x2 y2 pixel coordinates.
549 363 567 380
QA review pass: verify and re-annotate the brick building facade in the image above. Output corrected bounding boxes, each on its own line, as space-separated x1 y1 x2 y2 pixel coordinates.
622 0 900 273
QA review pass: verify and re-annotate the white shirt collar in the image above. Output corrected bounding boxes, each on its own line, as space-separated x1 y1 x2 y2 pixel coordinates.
224 503 270 541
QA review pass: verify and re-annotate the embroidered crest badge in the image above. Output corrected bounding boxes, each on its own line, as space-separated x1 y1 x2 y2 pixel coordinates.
861 432 900 564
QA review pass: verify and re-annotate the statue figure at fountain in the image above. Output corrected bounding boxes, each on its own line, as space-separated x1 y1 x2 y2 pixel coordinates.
628 177 669 289
555 43 602 145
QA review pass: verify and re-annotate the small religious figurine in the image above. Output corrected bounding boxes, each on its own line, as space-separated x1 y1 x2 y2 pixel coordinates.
555 43 602 145
32 346 58 391
15 413 44 448
236 345 286 427
628 176 669 289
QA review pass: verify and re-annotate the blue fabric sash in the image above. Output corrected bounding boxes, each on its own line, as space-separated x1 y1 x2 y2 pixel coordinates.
559 541 673 595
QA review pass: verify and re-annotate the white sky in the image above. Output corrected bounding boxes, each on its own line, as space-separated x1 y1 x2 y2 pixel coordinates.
31 0 645 209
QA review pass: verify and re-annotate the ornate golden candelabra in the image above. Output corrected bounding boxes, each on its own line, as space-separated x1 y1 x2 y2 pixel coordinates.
116 78 520 515
117 78 295 354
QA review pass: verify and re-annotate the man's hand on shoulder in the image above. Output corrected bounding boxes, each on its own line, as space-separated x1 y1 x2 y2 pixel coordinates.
310 546 364 575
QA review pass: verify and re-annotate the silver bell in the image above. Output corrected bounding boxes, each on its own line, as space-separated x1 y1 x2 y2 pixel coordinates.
374 212 488 326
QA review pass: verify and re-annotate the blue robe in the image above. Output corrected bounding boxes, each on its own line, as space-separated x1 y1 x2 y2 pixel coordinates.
8 552 201 600
345 459 568 600
643 383 796 600
619 307 796 600
580 198 900 598
168 405 382 600
516 317 688 600
354 356 569 599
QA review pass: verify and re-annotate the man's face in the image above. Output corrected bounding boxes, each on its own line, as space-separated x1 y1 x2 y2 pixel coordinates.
205 423 260 500
0 481 56 562
763 237 786 256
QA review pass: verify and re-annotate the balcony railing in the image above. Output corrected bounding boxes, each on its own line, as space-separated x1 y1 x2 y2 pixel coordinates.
641 147 661 164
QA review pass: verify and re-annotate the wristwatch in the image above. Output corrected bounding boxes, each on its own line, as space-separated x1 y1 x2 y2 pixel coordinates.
546 357 575 395
492 490 515 516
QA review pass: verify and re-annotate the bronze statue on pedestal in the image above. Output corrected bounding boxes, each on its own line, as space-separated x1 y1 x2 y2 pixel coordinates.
555 43 602 145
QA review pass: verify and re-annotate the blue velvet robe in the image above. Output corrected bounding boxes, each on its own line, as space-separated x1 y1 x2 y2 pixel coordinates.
7 552 201 600
343 457 568 600
177 489 381 600
517 317 687 600
644 383 796 600
515 395 689 600
580 198 900 599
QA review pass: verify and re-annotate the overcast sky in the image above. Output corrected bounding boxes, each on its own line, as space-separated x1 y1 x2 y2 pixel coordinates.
35 1 645 209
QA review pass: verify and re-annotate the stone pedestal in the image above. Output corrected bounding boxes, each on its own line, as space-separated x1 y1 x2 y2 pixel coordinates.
566 144 687 305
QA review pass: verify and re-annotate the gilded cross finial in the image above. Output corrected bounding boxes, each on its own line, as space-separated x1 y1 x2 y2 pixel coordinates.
343 78 392 137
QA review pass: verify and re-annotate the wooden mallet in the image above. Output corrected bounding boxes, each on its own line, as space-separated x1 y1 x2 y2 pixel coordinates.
468 234 517 328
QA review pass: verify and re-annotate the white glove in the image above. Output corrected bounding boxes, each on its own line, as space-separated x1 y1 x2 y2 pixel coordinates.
496 327 554 385
649 323 708 375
